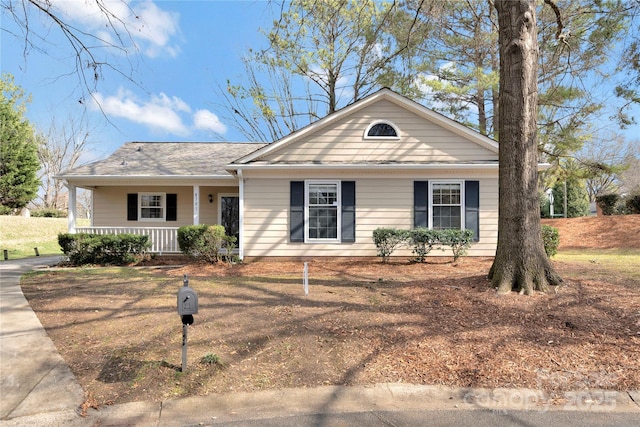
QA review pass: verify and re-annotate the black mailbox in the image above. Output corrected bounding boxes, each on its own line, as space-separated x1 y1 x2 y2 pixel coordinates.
177 275 198 316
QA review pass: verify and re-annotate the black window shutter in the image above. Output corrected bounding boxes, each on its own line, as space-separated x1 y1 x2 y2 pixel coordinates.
341 181 356 243
290 181 305 242
127 193 138 221
465 181 480 242
414 181 428 228
166 194 177 221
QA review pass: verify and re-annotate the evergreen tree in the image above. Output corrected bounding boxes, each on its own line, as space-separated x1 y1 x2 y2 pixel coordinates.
0 74 40 210
552 178 590 218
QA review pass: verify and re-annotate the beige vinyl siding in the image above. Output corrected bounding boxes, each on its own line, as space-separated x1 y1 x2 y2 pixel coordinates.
242 175 498 258
92 185 240 227
259 100 498 164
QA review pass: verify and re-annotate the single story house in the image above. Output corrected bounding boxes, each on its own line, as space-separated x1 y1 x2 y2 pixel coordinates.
58 88 504 259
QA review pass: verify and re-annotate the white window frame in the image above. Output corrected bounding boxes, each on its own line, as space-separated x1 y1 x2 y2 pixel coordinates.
363 120 401 140
429 181 465 230
305 180 341 243
139 192 166 222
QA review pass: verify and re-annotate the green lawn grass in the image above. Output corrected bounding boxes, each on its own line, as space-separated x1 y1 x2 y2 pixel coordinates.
0 216 90 259
554 249 640 282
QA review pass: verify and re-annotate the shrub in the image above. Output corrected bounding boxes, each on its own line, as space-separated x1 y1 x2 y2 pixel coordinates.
373 227 475 262
439 229 474 261
222 234 238 263
541 225 560 258
408 227 438 262
625 193 640 214
0 205 13 215
31 208 67 218
372 228 408 263
58 233 150 265
177 224 227 263
596 194 619 216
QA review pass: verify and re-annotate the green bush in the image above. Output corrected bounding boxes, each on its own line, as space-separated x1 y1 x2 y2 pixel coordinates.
0 205 13 215
596 194 619 216
372 228 409 263
408 227 439 262
177 224 227 263
541 225 560 258
439 229 474 261
625 193 640 214
58 233 150 265
373 227 475 263
31 208 67 218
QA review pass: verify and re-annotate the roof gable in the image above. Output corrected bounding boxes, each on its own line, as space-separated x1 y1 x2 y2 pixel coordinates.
232 88 499 166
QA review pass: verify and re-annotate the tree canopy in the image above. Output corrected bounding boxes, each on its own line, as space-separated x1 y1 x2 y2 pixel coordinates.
0 73 40 210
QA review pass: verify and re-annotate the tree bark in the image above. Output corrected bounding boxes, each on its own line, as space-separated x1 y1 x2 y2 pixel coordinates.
489 0 563 295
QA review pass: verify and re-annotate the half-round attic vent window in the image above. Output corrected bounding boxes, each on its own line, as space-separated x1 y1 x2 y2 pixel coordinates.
364 121 400 139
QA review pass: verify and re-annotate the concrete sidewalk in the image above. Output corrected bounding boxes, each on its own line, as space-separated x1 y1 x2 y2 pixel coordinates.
0 256 84 423
1 257 639 426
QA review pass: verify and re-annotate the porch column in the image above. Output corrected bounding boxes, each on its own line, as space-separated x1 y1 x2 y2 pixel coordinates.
238 169 244 260
193 185 200 225
67 182 77 233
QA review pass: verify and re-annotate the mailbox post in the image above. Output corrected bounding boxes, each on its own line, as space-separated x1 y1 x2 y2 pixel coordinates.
177 274 198 372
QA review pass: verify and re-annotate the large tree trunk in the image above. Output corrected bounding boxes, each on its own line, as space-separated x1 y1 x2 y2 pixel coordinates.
489 0 562 295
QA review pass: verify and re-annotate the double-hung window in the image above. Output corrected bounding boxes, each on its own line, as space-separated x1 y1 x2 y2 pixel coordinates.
431 182 462 230
306 181 340 241
140 192 165 221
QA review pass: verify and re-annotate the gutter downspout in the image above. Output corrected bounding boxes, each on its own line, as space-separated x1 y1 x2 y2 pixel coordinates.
238 169 244 261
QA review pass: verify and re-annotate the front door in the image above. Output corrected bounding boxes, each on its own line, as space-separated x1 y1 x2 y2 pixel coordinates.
219 195 239 241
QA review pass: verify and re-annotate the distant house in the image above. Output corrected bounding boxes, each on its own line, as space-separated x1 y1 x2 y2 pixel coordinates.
58 88 504 259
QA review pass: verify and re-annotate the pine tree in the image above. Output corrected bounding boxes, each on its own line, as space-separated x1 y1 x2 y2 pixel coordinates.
0 74 40 210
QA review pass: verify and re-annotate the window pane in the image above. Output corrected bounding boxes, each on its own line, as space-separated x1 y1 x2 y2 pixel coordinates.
140 194 163 219
367 123 397 137
432 183 461 230
432 206 461 230
309 184 337 206
141 195 162 207
309 207 337 239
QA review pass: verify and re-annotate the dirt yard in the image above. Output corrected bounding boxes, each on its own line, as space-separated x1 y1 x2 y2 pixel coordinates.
21 215 640 408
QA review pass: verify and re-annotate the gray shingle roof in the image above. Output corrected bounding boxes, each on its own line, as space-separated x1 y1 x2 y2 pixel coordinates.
59 142 267 177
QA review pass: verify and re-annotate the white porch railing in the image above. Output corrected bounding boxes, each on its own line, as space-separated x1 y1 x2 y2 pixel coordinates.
76 227 180 254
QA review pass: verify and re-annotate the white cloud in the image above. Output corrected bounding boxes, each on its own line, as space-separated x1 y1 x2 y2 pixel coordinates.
49 0 180 58
194 110 227 135
92 89 189 136
91 89 227 137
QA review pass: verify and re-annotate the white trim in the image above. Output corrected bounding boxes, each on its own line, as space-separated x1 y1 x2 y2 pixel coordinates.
305 180 342 244
363 120 401 140
193 185 200 225
138 192 166 222
67 182 77 233
428 180 465 231
56 174 236 181
228 163 502 171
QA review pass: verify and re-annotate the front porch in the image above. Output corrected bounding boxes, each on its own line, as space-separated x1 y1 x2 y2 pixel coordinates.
76 226 180 254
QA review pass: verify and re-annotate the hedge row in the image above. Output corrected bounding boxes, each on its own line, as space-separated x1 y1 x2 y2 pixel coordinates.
373 225 560 263
373 227 474 263
58 233 150 265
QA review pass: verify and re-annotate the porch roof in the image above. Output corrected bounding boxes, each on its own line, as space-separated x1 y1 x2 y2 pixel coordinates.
58 142 267 179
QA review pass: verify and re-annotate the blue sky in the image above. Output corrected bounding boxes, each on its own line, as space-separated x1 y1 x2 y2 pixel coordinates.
2 1 278 160
2 0 638 163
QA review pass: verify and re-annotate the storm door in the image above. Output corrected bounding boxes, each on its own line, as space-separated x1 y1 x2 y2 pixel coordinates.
219 195 240 241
